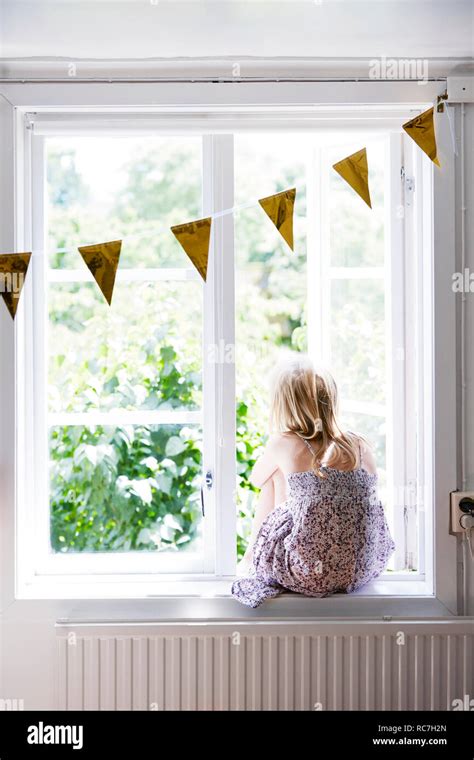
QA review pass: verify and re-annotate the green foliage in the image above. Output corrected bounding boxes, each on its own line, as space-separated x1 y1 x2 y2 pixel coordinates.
235 401 266 558
50 422 202 552
50 339 203 553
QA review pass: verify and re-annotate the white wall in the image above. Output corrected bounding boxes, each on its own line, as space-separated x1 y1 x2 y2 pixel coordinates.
458 105 474 491
0 0 472 60
455 103 474 613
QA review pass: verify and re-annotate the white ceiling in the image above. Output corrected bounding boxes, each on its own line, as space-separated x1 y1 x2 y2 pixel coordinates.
0 0 472 60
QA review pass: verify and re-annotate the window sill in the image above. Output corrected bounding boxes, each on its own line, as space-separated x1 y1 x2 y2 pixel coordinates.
17 575 454 620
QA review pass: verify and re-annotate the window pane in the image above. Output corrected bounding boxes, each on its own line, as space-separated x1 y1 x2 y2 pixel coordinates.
46 136 202 269
327 138 386 267
234 133 309 557
45 135 204 564
48 280 202 413
329 278 386 406
50 424 202 554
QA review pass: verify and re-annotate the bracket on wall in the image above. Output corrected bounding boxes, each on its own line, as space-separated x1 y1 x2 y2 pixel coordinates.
24 112 36 130
446 76 474 103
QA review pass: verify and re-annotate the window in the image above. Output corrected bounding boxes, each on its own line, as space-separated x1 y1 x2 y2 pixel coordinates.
233 131 424 576
26 134 215 576
15 108 434 591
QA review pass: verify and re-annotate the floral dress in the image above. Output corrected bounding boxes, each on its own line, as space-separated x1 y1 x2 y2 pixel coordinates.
232 437 395 608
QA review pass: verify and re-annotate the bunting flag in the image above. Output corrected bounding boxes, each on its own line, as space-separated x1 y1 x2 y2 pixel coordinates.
258 188 296 251
171 217 212 281
0 252 32 319
402 107 440 167
332 148 372 208
78 240 122 305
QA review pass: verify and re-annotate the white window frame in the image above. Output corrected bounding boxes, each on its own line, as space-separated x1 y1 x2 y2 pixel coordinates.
20 114 436 582
0 80 458 615
27 121 417 580
17 127 238 581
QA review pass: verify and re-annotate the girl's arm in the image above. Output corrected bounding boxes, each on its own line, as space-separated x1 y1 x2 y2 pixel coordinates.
236 475 276 575
237 436 286 575
249 435 281 488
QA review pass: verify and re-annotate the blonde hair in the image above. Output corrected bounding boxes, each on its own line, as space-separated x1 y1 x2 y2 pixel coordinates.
269 355 360 477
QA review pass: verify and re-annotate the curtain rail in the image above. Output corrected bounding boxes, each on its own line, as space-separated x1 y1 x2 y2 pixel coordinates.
0 77 448 84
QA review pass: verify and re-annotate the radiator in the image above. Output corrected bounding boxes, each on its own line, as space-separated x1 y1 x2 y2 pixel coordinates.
56 621 474 711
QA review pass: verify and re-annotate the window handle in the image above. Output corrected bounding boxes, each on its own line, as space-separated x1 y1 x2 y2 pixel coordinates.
201 470 213 517
205 470 213 489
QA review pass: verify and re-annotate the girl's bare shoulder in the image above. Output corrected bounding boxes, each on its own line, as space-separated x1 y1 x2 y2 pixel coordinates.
264 432 307 473
270 431 304 453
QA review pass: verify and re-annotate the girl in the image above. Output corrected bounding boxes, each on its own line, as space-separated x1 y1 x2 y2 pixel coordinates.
232 356 395 608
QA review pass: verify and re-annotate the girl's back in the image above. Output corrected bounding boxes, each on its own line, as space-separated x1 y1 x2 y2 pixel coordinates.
233 433 394 607
231 356 395 608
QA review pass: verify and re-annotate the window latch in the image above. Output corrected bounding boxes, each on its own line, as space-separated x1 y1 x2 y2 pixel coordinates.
401 166 415 206
200 470 213 516
25 113 36 131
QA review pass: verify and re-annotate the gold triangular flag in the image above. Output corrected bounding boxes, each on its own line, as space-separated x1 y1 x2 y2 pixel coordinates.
258 188 296 250
0 252 32 319
78 240 122 305
171 217 212 281
403 107 440 167
333 148 372 208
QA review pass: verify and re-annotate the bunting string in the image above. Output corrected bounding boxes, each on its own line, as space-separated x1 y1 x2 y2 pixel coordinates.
10 192 297 259
1 104 441 260
0 105 444 318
